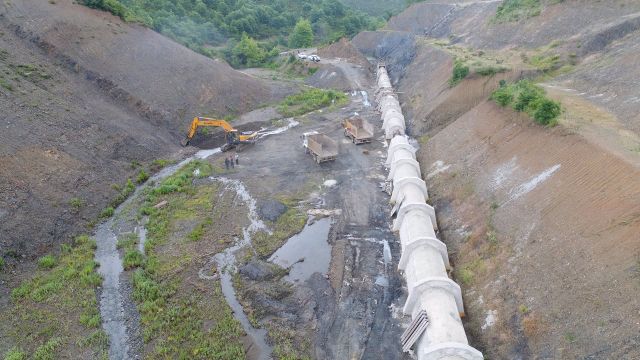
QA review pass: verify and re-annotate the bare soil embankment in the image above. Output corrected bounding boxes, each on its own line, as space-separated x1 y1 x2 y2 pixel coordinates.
0 0 283 273
419 100 640 359
360 1 640 358
1 0 282 134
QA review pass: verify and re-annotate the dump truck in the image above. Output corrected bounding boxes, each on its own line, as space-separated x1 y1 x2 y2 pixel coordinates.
342 116 374 144
302 131 338 163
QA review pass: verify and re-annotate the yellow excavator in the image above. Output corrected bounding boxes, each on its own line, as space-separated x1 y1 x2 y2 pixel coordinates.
181 117 259 151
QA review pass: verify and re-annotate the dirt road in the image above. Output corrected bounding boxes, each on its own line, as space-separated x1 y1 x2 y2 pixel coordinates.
213 56 410 359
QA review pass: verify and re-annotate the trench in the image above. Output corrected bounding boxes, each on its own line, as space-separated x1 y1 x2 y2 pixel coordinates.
95 119 298 360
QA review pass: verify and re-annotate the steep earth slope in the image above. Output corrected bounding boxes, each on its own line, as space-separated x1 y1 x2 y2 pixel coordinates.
0 0 281 264
1 0 279 135
351 1 640 358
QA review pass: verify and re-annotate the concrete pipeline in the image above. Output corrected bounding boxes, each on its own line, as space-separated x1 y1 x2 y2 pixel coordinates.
376 64 483 360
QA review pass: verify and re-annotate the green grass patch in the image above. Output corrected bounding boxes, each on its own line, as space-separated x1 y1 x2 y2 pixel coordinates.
150 159 176 173
123 250 144 270
147 160 212 199
0 77 13 91
277 88 348 117
187 218 213 242
117 232 139 250
457 258 486 285
0 257 5 270
68 197 84 210
130 162 245 358
99 206 114 219
528 53 562 72
136 169 149 184
3 235 105 358
491 79 561 126
37 255 57 269
475 65 509 77
10 63 51 82
3 348 27 360
33 337 63 360
268 319 312 360
493 0 541 23
109 178 136 209
449 60 469 87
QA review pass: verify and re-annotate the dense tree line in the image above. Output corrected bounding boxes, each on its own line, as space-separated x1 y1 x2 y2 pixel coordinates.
83 0 384 67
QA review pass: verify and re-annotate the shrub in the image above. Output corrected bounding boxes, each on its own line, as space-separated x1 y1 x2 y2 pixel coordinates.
0 257 4 270
68 197 84 210
38 255 57 269
533 98 561 125
490 79 561 126
136 169 149 184
83 0 128 19
491 87 514 106
449 60 469 86
475 65 508 77
100 207 114 218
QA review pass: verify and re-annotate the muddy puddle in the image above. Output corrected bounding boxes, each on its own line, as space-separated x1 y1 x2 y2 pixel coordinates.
269 218 332 283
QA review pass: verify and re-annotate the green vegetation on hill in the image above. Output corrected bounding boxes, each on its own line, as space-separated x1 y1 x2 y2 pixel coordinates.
82 0 384 67
277 88 348 117
132 160 246 358
2 235 107 359
493 0 542 23
491 80 561 126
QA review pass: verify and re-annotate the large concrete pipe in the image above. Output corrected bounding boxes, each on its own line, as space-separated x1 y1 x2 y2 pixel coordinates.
376 65 483 360
386 146 417 167
384 115 406 139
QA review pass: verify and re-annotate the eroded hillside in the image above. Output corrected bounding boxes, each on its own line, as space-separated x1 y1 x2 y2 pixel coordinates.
353 0 640 358
0 0 285 267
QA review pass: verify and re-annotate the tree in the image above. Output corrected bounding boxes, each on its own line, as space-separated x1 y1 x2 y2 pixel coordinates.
231 33 265 67
289 19 314 48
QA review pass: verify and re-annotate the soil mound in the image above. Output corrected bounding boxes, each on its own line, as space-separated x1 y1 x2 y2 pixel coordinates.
318 38 370 68
306 65 354 91
351 30 416 84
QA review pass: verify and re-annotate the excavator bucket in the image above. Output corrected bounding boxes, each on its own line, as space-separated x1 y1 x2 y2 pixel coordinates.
180 138 190 147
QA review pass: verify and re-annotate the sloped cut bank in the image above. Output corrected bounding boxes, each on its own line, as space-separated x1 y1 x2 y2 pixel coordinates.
376 65 483 359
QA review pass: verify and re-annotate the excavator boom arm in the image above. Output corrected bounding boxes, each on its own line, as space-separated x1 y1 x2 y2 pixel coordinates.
181 116 257 148
184 117 236 142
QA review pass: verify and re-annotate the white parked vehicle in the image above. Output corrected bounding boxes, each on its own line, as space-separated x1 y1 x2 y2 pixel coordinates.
297 53 308 60
308 55 320 62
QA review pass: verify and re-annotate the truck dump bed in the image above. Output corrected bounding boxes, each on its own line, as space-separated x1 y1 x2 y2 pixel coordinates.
306 133 338 163
343 117 374 144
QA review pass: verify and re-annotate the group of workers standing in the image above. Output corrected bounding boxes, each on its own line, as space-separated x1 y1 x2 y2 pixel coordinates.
224 153 239 170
